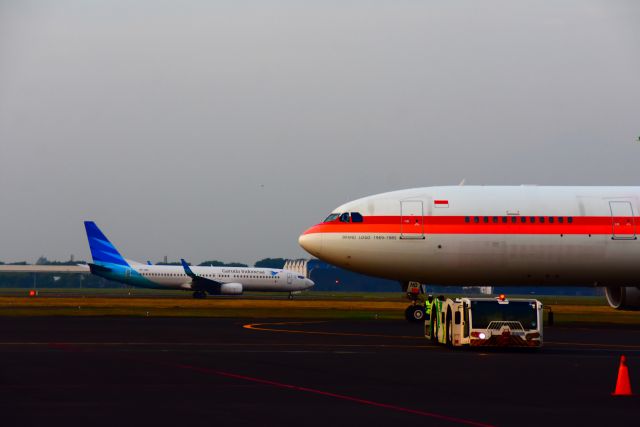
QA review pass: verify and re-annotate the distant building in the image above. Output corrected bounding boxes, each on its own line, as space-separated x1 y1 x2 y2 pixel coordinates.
284 258 399 292
284 259 603 296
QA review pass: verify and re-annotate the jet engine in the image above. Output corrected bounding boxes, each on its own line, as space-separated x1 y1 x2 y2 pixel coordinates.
604 286 640 310
220 283 243 295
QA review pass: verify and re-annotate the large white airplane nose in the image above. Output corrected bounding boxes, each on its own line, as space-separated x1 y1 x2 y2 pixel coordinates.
298 231 322 257
305 278 315 289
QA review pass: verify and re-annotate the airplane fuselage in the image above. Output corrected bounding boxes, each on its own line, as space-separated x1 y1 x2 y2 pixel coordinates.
299 186 640 289
93 262 313 293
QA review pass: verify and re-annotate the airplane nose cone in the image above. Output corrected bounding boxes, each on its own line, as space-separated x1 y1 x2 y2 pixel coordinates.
298 231 323 257
305 278 315 289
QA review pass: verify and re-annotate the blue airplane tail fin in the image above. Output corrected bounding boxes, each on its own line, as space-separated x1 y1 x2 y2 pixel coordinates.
84 221 129 267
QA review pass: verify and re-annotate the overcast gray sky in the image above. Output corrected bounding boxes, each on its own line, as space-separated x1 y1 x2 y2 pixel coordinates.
1 0 639 265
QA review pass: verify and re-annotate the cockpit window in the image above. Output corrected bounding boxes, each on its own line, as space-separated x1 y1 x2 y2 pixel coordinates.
350 212 364 223
339 212 350 223
323 214 339 222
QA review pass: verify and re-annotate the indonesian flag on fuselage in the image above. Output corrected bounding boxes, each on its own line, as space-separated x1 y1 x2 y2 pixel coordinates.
434 200 449 208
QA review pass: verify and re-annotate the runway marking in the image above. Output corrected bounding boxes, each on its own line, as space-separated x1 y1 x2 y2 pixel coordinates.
43 339 489 425
7 338 637 351
244 321 640 350
2 342 438 356
0 342 433 349
243 321 423 339
547 326 640 333
177 364 495 427
546 341 640 349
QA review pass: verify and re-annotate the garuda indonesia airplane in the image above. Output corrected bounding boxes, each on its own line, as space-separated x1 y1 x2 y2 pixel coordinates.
85 221 313 298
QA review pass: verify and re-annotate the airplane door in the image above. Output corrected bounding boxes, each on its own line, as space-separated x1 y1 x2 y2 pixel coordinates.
609 201 636 240
287 273 293 285
400 200 424 239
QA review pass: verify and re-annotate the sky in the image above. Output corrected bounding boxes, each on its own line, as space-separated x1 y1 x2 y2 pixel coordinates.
1 0 639 265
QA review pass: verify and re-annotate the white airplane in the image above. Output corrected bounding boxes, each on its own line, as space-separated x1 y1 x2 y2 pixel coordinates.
299 186 640 317
85 221 314 298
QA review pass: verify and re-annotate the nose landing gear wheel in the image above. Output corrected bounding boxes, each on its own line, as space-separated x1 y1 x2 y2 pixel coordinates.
405 305 425 322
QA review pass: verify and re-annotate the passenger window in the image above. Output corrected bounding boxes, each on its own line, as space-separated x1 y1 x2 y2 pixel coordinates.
465 217 470 223
549 217 554 224
568 217 573 224
511 216 517 224
539 217 545 223
483 216 489 223
339 213 350 223
530 217 536 223
350 212 364 223
502 217 508 223
558 217 564 224
474 217 480 223
492 217 498 223
521 217 527 223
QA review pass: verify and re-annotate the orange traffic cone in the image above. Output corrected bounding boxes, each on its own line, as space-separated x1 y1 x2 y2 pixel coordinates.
612 355 633 396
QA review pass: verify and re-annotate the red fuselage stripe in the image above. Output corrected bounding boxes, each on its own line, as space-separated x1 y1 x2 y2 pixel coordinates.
303 216 636 235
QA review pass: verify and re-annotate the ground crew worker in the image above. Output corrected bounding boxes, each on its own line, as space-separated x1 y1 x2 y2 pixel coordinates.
430 296 444 339
423 295 434 338
425 295 434 320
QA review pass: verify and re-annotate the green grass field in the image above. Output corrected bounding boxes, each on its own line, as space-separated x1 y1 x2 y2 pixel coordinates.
0 289 637 326
0 287 608 304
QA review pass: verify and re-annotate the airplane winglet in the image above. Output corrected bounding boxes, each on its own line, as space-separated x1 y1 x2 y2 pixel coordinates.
180 258 223 292
181 259 196 278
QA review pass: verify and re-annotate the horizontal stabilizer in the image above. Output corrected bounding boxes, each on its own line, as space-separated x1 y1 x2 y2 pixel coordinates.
88 263 112 274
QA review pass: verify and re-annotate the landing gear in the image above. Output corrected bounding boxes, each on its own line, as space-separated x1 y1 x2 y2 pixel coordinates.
288 292 294 300
193 290 207 299
405 304 426 322
402 281 425 322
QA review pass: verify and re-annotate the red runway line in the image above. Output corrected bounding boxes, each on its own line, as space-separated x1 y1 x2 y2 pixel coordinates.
47 342 494 426
47 342 85 353
177 364 495 427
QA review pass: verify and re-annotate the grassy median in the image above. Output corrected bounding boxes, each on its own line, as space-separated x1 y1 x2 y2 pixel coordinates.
0 290 638 326
0 296 406 319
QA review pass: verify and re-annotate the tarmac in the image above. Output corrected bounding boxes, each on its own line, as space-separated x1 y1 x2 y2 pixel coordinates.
0 317 637 426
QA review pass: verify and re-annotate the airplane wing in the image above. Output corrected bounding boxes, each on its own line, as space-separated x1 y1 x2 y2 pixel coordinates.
180 259 225 293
